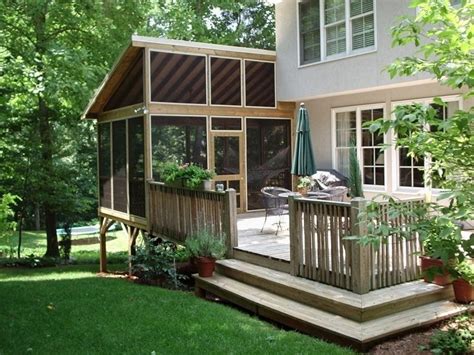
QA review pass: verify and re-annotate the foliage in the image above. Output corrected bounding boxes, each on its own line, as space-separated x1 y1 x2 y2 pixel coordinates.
158 162 215 189
348 144 364 198
185 229 226 259
58 223 71 261
145 0 275 50
0 265 355 355
426 314 473 355
0 193 19 258
0 254 56 268
355 0 474 268
131 238 186 289
452 261 474 285
296 176 314 189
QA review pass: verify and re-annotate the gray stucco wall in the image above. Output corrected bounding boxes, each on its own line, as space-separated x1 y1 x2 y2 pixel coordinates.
276 0 430 101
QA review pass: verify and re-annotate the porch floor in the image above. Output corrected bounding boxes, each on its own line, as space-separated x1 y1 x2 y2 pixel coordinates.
236 211 290 261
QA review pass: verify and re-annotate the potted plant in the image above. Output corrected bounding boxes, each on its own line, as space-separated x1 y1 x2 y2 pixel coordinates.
418 216 461 286
185 229 226 277
157 162 215 190
296 176 313 196
450 261 473 304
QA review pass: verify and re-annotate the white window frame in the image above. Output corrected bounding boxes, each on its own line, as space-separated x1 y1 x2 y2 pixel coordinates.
297 0 377 67
331 103 387 192
391 95 463 195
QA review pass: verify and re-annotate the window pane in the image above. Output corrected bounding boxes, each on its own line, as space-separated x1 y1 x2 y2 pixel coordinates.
326 23 346 56
211 117 242 131
150 52 206 104
336 111 356 147
151 116 207 178
336 148 350 177
128 117 145 218
413 168 424 187
399 168 412 187
363 167 374 185
246 119 291 210
375 167 385 185
245 61 275 107
363 148 373 165
98 123 111 209
211 58 241 106
352 14 374 50
325 0 345 24
300 0 321 64
215 137 240 175
112 120 127 213
350 0 373 17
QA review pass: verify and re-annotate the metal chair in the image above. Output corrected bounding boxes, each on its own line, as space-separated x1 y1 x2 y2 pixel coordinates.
260 187 291 234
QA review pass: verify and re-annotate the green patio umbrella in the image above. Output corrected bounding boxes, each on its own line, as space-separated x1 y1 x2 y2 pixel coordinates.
291 103 317 176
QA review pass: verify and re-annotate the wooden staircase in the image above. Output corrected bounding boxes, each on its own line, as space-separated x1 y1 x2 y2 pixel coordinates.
194 259 470 351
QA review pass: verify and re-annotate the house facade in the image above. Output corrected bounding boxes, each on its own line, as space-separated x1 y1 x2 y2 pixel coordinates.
275 0 472 200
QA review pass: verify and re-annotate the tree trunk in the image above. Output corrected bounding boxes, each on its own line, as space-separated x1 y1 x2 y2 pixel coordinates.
44 205 59 257
35 203 41 230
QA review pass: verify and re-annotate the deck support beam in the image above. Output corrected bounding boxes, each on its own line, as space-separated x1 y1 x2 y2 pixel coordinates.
350 198 371 294
99 216 115 273
222 188 238 258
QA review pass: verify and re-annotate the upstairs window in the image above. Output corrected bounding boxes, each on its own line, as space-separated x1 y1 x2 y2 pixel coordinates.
299 0 375 65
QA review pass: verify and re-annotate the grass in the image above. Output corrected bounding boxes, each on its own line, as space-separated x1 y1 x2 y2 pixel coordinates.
0 265 356 355
0 229 129 265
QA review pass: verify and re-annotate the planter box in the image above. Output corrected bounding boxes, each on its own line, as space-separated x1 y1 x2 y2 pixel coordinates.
420 256 451 286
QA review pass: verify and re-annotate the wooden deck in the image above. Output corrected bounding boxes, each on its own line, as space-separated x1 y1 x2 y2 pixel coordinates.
236 211 290 261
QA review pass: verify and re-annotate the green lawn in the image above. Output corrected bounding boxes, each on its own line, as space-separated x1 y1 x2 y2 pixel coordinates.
0 265 356 355
0 229 129 265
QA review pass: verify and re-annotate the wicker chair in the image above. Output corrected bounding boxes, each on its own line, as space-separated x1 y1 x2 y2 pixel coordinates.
260 186 291 234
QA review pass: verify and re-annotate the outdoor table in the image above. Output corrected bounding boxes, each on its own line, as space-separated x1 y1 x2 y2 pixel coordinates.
278 192 302 199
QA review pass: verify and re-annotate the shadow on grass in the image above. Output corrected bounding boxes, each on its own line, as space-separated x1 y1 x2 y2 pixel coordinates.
0 266 354 355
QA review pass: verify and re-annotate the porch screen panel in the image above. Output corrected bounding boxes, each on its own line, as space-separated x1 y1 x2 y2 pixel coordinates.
151 116 207 179
150 52 206 104
245 61 275 107
211 58 241 106
246 119 291 210
128 117 145 218
104 50 144 111
98 123 111 208
112 120 127 213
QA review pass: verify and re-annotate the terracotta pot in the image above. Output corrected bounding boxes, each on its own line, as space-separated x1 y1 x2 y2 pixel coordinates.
420 256 451 286
197 256 216 277
297 187 309 196
452 279 473 304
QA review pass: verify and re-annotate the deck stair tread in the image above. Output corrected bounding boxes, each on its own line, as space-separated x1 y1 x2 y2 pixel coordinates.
216 259 453 320
195 273 468 345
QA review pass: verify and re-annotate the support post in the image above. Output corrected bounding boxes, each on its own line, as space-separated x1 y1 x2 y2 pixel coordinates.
222 189 238 258
350 198 371 294
288 195 298 276
99 217 108 273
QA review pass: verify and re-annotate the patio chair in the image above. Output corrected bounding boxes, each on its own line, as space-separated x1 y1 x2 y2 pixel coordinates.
260 186 291 235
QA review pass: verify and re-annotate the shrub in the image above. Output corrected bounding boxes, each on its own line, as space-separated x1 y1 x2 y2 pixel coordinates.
131 238 186 289
185 229 226 259
427 314 473 355
157 162 215 189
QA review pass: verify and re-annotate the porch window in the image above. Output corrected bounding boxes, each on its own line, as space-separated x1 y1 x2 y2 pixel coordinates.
245 60 276 107
210 57 242 106
396 99 460 189
333 106 385 187
112 120 128 213
298 0 375 65
128 117 145 218
151 116 207 179
98 123 112 209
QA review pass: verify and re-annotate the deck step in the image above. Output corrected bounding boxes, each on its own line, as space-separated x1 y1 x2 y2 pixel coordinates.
216 259 454 322
194 273 468 351
233 249 290 273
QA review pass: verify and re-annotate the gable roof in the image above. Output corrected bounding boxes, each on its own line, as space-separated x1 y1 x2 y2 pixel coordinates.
81 35 276 119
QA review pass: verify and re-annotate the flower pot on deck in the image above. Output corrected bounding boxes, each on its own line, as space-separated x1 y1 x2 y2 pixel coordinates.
420 256 451 286
199 180 212 191
197 256 216 277
452 279 473 304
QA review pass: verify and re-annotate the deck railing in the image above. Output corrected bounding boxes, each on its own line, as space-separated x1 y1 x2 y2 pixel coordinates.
147 181 237 256
289 196 424 294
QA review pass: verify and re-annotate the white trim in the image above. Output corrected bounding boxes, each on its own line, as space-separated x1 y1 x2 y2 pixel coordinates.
208 55 243 107
148 48 209 106
296 0 377 67
243 59 277 109
331 103 387 191
132 35 276 56
210 115 243 132
390 94 463 194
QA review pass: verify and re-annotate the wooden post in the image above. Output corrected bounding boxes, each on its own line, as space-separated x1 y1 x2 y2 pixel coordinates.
222 189 238 258
99 216 108 273
289 195 298 276
350 198 371 294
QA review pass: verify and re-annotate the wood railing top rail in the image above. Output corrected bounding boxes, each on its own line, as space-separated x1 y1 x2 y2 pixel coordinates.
147 180 226 197
294 196 351 208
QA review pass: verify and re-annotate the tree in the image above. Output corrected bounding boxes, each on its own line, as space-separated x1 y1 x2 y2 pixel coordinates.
0 1 150 257
359 0 473 260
